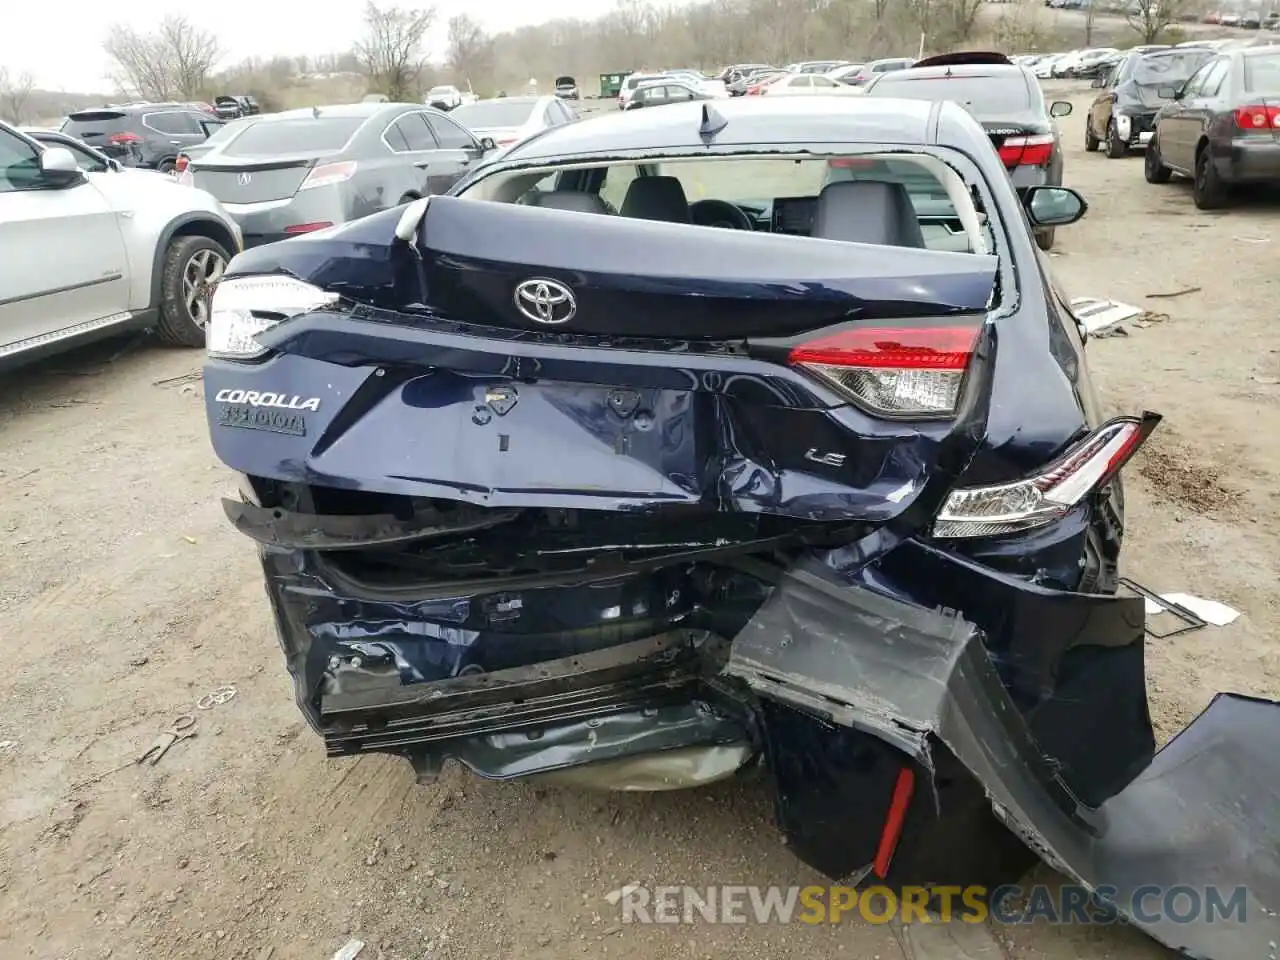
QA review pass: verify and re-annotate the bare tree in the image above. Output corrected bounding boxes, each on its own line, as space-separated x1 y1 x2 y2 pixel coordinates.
355 1 435 101
992 0 1052 51
103 16 221 100
0 67 36 124
447 13 494 87
904 0 986 49
1127 0 1201 43
1084 0 1099 44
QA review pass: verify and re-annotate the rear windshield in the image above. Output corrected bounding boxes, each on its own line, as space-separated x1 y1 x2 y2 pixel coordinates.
626 75 665 90
205 119 251 145
451 101 538 128
1132 51 1213 85
428 87 455 97
555 77 576 86
867 75 1032 113
464 152 994 259
61 111 130 136
220 117 362 156
1244 52 1280 92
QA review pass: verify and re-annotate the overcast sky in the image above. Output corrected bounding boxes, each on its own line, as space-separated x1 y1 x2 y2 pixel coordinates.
3 0 602 93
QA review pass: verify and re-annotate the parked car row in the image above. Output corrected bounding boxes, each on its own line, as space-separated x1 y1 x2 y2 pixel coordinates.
0 97 532 373
1203 9 1280 29
1118 45 1280 209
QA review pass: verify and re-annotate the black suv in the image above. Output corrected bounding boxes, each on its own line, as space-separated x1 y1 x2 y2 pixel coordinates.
60 103 223 173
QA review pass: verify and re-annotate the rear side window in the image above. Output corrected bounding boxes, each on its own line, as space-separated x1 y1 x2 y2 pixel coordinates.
221 117 364 156
1198 59 1230 97
61 111 130 139
868 75 1032 113
144 111 201 135
387 113 437 152
424 115 474 150
1244 52 1280 92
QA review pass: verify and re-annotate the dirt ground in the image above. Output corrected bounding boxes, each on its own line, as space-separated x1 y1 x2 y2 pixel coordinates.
2 88 1278 960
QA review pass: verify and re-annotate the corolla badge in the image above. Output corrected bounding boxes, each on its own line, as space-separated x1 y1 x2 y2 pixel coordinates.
237 172 252 186
514 278 576 325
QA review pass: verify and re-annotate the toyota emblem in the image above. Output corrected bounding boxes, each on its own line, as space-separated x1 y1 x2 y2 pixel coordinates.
514 278 576 325
237 172 252 186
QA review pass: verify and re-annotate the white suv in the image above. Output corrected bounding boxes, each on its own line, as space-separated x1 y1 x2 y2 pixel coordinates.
0 122 242 371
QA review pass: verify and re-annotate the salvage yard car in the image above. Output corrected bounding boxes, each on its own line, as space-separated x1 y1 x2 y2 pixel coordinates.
202 98 1277 960
181 103 498 248
1144 45 1280 208
0 119 241 370
1085 46 1215 157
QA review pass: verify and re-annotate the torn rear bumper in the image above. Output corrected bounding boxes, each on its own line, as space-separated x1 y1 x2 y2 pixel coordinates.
726 560 1280 958
258 533 1278 957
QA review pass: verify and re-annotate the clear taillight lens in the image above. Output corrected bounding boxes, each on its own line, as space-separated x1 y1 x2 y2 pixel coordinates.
207 276 339 360
933 414 1160 538
788 323 983 418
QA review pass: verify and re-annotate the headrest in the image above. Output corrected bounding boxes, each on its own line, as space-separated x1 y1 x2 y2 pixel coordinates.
811 180 927 248
619 176 692 222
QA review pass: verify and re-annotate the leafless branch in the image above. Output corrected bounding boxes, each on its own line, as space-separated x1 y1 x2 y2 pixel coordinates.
1127 0 1203 43
0 68 37 124
103 16 221 101
355 2 436 102
447 14 494 87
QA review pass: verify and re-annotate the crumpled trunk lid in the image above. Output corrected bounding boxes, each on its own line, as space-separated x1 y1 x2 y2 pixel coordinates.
411 195 996 338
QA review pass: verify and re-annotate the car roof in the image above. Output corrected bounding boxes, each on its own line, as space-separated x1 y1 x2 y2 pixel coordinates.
501 96 948 161
877 63 1029 80
256 103 401 121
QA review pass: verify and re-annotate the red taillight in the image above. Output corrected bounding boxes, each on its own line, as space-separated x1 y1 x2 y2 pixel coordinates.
174 155 189 173
998 133 1055 168
108 132 142 144
788 323 982 417
283 221 334 234
299 161 357 191
1233 103 1280 131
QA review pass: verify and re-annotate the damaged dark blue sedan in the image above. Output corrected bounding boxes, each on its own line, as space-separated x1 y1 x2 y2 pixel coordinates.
202 98 1278 957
